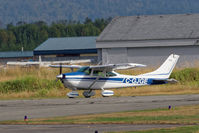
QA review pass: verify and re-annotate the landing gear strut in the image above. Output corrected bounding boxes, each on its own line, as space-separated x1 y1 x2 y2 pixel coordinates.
83 90 96 98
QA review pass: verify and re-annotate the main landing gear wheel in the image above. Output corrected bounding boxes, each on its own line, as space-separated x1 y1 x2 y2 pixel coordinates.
83 90 96 98
67 91 79 98
101 89 114 97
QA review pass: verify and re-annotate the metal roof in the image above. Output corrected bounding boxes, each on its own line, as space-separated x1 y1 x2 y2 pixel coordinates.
0 51 33 58
97 14 199 42
35 36 97 51
96 39 199 48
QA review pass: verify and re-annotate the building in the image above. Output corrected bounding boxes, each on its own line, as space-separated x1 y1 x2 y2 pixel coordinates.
0 51 33 64
96 14 199 67
34 36 97 62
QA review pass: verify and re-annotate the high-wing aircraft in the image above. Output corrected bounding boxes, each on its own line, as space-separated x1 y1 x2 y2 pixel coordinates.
50 54 179 98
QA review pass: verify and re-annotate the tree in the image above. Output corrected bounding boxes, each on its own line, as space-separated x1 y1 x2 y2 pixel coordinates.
0 17 110 51
84 17 92 25
16 21 27 26
7 23 14 30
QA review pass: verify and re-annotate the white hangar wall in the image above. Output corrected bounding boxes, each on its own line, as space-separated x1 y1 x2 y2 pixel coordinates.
99 45 199 67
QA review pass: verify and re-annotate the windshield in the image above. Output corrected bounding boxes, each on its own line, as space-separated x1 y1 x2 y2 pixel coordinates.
77 67 91 75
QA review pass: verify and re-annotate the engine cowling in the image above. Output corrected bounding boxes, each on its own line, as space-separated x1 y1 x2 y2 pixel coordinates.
101 90 114 97
67 91 79 98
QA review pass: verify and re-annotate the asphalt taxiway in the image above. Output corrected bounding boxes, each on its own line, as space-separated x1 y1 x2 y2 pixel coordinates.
0 94 199 121
0 94 198 132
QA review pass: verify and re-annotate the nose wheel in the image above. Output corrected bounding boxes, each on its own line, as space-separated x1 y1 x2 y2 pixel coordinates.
83 90 96 98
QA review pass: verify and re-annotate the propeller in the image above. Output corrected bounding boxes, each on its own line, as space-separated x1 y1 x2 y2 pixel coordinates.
59 63 62 74
56 63 65 83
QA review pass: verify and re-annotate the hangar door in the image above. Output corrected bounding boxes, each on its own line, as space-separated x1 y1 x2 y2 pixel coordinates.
102 48 128 64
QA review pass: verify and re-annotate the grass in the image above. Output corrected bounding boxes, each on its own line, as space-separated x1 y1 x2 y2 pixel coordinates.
0 76 68 99
170 68 199 82
1 104 199 125
0 67 69 99
0 67 199 99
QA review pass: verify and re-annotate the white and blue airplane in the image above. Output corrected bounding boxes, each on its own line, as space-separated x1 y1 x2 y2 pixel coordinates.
50 54 179 98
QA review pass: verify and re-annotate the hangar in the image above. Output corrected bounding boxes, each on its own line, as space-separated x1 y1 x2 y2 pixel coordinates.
34 36 97 62
96 14 199 67
0 51 33 64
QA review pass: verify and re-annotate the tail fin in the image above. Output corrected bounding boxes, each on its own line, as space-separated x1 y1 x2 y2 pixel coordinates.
140 54 180 79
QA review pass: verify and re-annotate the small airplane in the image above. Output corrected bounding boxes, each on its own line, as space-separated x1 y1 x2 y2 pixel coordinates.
50 54 179 98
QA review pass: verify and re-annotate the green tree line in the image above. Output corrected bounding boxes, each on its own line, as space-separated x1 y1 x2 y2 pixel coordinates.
0 18 111 51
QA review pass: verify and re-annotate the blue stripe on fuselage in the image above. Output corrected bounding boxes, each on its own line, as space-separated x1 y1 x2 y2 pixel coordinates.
65 77 124 82
64 77 167 85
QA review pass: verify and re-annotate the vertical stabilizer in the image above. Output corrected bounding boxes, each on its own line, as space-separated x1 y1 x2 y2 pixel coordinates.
140 54 180 79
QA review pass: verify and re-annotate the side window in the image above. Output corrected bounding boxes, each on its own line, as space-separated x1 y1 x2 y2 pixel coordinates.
93 70 105 77
106 72 117 77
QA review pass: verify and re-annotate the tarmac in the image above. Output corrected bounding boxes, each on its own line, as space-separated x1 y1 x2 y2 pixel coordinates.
0 94 199 132
0 124 184 133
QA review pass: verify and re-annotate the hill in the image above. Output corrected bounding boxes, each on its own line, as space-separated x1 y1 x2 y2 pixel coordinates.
0 0 199 26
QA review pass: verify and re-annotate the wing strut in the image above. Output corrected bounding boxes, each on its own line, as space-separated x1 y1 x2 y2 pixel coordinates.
88 76 100 90
88 68 106 90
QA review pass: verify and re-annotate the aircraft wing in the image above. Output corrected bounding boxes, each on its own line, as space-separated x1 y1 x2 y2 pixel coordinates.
7 61 40 66
90 63 146 71
49 65 82 69
48 59 91 64
7 59 91 67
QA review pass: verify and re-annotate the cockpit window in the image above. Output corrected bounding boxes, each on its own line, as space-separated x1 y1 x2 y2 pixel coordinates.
93 70 104 77
77 67 117 77
92 70 117 77
84 68 91 75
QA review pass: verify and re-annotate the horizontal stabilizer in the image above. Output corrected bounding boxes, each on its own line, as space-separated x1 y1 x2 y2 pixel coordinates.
166 78 178 84
150 78 178 85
